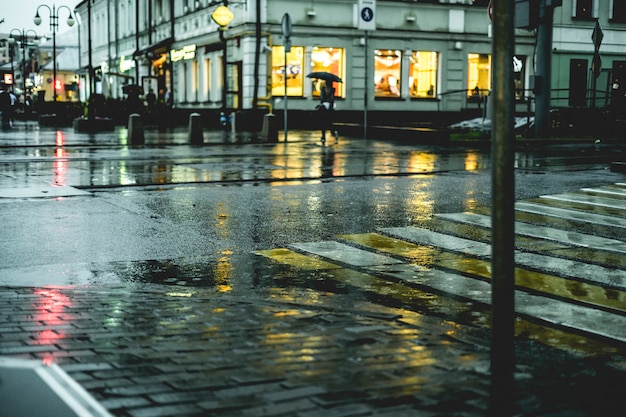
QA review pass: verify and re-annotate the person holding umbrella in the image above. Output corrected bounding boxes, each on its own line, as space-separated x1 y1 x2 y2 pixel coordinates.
307 71 342 143
318 80 336 143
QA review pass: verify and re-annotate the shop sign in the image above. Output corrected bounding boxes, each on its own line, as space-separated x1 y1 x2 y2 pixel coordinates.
119 55 135 72
171 44 197 62
212 5 234 28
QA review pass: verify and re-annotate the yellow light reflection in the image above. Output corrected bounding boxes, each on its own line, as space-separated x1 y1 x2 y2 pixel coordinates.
214 249 233 293
464 152 480 171
407 151 436 172
407 180 435 223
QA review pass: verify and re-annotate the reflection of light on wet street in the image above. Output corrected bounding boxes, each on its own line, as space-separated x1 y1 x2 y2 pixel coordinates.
32 288 72 365
408 151 436 172
406 180 434 223
53 131 67 186
464 152 479 171
53 148 67 186
215 249 234 293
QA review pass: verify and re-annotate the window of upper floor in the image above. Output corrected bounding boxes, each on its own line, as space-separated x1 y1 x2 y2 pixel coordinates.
610 0 626 23
573 0 596 20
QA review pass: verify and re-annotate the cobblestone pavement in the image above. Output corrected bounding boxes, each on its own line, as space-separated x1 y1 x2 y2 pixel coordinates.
1 284 624 417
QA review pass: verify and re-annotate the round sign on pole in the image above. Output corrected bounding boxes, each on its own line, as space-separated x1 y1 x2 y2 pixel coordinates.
281 13 292 38
488 0 493 21
212 5 234 27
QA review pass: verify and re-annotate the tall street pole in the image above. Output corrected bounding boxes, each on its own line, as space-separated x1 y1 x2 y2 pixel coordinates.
534 0 555 137
490 0 516 415
8 29 39 94
281 13 292 142
34 4 75 102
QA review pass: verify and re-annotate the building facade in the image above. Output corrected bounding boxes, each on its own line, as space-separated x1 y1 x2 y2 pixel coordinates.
72 0 626 127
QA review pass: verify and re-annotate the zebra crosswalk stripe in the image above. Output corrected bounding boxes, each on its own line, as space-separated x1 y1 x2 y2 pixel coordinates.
255 183 626 358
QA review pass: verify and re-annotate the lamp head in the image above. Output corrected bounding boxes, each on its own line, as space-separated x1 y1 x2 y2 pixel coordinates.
33 13 42 26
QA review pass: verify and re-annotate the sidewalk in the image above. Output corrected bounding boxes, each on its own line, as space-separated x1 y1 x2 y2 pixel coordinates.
1 284 623 417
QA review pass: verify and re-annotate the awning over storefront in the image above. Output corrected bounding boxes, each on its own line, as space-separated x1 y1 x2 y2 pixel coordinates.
133 37 173 59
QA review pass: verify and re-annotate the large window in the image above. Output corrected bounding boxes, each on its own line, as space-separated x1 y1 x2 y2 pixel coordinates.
467 53 491 98
310 47 345 97
271 46 304 96
374 49 402 98
409 51 438 98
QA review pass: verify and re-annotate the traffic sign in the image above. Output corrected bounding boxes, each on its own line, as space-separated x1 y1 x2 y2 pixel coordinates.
281 13 292 38
592 20 603 52
357 0 376 31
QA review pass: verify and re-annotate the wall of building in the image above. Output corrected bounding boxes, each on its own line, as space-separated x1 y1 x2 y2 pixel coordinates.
73 0 626 126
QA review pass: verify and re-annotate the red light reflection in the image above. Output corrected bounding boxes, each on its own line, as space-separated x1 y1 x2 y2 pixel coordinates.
32 288 72 365
55 131 65 147
54 131 66 185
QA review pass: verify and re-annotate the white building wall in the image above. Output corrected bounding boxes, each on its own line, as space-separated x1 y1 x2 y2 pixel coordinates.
72 0 626 116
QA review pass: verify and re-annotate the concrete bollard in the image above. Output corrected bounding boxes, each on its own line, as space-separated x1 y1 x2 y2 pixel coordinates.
128 113 145 145
188 113 204 145
261 113 278 142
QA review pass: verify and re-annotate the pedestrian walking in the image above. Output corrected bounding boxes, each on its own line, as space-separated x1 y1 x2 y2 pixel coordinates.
0 85 12 130
317 80 336 143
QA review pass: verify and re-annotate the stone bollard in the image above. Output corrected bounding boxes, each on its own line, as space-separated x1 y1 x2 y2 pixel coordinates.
188 113 204 145
261 113 278 142
128 113 145 145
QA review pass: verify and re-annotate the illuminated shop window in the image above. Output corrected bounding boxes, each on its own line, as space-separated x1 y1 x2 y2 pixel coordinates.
310 47 345 97
409 51 438 98
374 49 402 98
467 53 491 99
271 46 304 97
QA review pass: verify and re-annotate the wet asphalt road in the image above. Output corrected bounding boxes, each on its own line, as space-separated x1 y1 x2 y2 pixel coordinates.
0 122 622 291
2 121 626 416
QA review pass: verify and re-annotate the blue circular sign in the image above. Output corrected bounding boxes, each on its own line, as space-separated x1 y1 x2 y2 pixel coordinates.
361 7 374 22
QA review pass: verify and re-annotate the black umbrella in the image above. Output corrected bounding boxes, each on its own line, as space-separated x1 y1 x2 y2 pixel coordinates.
306 72 343 83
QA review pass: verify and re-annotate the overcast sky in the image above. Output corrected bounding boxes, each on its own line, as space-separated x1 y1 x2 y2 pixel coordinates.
1 0 78 36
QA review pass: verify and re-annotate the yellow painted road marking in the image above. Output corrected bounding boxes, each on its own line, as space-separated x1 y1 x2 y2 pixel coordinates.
256 248 341 270
255 246 626 362
339 233 626 315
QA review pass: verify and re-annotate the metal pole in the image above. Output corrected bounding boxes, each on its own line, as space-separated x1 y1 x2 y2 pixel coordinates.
21 36 27 93
490 0 516 415
284 47 288 141
52 5 57 102
364 31 368 139
88 0 94 118
534 0 554 137
220 28 227 112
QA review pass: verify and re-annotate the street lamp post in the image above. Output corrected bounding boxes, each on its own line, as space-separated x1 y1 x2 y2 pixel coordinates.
212 4 234 123
7 29 40 95
33 3 75 102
